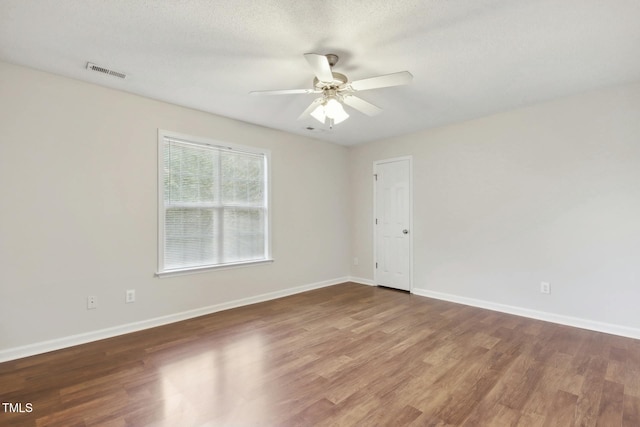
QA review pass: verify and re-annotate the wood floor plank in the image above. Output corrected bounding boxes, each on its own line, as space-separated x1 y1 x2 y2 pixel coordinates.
573 356 608 427
623 394 640 427
596 379 624 426
542 390 578 427
1 282 640 426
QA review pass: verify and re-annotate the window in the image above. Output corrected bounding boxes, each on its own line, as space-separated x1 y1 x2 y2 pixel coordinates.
157 130 271 276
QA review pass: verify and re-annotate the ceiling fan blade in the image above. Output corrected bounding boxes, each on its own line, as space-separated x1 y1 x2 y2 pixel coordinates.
297 98 323 120
342 95 382 116
304 53 334 83
350 71 413 91
250 88 319 95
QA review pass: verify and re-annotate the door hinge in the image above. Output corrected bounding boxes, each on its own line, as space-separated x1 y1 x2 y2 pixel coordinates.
374 173 378 181
375 262 378 269
375 218 378 225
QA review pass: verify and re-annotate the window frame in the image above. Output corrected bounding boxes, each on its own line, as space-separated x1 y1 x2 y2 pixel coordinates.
156 129 272 278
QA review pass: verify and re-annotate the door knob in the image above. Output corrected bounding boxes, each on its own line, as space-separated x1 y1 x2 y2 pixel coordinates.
402 229 409 234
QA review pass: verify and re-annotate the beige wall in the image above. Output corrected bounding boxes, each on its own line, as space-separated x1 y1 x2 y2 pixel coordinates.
0 61 350 353
350 81 640 330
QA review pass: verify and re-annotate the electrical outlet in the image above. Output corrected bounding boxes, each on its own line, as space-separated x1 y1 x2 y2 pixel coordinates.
87 296 97 309
353 257 359 266
126 289 135 303
540 282 550 294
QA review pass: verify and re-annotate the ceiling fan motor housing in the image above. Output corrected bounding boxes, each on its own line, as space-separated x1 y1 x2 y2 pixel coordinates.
313 72 348 90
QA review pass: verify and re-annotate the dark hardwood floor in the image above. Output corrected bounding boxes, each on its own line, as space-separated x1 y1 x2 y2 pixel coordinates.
1 282 640 426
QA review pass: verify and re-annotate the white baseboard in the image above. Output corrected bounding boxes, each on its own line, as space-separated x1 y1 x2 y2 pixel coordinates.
0 277 350 363
412 288 640 340
348 276 376 286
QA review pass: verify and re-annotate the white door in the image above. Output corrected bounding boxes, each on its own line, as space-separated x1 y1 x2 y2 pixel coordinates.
374 157 412 291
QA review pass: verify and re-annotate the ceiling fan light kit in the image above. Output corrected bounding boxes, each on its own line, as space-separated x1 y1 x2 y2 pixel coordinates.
250 53 412 128
310 90 349 128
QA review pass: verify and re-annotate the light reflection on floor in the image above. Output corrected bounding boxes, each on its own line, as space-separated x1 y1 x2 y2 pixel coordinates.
159 332 266 425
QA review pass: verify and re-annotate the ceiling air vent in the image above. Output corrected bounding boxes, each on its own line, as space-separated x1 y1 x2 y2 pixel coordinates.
86 62 127 79
304 126 325 133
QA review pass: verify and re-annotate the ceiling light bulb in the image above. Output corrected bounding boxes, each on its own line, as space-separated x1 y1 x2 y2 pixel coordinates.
324 98 349 124
310 104 326 124
324 98 342 117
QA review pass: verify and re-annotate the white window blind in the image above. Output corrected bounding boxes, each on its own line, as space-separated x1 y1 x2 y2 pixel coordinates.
158 131 270 275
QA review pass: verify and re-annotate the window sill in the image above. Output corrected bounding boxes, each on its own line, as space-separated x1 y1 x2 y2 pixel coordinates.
155 259 274 278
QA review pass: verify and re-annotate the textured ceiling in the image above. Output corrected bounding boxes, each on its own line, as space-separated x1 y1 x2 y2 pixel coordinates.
1 0 639 146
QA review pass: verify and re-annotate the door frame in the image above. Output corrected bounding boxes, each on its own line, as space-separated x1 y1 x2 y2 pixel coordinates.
373 156 414 292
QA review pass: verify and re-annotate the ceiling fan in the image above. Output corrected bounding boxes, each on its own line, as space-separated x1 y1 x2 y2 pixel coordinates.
250 53 413 128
